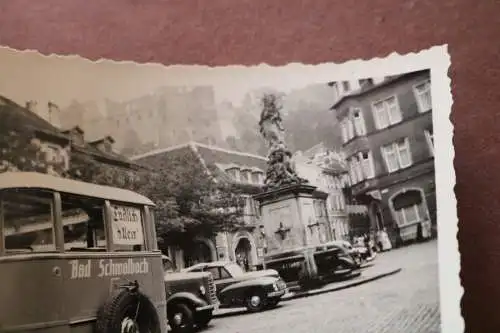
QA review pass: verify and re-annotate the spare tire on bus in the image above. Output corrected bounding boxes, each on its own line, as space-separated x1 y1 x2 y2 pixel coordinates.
95 288 161 333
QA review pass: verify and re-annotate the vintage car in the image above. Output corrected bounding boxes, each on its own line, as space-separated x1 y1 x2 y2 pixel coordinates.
327 240 363 266
161 255 219 333
314 241 361 275
183 261 288 312
264 242 360 290
0 172 168 333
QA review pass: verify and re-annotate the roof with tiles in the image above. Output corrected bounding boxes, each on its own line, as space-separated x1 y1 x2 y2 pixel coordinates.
0 96 65 137
193 143 268 171
131 142 267 192
132 142 268 171
131 143 195 167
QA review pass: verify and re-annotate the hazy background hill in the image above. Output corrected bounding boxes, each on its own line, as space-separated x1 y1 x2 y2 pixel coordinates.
56 83 341 157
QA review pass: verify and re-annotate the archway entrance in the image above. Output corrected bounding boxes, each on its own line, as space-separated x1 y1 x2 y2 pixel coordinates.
390 188 431 242
234 238 252 272
183 239 214 267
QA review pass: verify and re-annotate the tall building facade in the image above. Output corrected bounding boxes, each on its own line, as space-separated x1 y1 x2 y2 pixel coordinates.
330 70 435 246
293 143 351 241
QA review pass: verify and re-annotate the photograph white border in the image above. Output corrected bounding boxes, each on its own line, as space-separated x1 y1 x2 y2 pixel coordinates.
0 44 460 332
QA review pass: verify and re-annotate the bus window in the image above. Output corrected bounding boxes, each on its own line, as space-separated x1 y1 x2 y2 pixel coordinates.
61 193 106 252
1 189 56 254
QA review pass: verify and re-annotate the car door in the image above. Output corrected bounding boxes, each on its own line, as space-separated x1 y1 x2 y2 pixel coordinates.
216 267 236 292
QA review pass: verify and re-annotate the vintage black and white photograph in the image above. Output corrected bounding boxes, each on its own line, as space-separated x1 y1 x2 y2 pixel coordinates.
0 45 459 333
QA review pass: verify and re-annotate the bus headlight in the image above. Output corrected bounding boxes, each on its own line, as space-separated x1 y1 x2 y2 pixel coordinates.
273 282 279 291
199 285 206 295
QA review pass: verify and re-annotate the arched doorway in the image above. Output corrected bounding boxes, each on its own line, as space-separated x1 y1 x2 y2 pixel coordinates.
389 188 431 242
231 232 258 271
235 238 252 271
183 238 216 267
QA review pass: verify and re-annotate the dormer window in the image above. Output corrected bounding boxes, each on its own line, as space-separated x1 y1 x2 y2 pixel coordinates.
62 126 85 146
226 167 240 182
240 169 252 183
90 136 115 154
251 171 264 184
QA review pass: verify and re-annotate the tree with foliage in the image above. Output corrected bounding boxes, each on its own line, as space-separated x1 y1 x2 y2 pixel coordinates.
136 148 247 250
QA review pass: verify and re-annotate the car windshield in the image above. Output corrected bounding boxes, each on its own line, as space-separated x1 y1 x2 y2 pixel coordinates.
224 263 245 277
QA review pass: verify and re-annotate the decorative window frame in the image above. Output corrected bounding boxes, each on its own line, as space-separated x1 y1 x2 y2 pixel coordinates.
380 137 413 173
351 107 367 136
413 79 432 113
424 129 434 157
371 95 403 130
358 150 376 179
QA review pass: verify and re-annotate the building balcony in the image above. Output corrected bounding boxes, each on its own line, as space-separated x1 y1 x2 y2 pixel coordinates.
342 136 372 157
350 177 380 196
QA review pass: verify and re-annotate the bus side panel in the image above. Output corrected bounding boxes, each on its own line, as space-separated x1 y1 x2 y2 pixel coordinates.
61 253 167 332
150 254 168 330
0 258 67 333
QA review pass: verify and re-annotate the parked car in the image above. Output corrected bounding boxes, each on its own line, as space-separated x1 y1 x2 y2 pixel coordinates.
322 240 364 267
0 172 168 333
264 242 360 290
183 261 288 312
313 242 360 279
162 256 219 333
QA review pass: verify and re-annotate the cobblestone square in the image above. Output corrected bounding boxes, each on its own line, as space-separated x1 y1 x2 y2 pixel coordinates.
207 240 440 333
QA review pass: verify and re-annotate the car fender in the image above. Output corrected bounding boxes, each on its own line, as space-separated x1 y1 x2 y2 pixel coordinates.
166 292 208 309
219 276 278 298
338 256 356 268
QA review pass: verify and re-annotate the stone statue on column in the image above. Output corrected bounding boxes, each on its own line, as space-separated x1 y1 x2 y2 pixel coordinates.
258 93 308 190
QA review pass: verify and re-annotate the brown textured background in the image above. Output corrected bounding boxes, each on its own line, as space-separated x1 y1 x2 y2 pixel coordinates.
0 0 499 331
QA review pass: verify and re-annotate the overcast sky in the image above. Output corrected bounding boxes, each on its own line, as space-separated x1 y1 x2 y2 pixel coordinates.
0 47 333 115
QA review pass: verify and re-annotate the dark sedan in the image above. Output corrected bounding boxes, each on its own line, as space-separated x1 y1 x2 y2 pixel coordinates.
183 261 288 312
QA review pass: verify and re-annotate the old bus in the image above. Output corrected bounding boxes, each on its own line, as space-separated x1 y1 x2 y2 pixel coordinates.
0 172 168 333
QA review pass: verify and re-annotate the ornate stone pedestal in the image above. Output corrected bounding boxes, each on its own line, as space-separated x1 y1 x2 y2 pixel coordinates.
253 183 330 256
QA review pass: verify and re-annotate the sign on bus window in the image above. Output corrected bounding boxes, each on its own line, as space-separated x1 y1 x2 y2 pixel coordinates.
110 205 144 246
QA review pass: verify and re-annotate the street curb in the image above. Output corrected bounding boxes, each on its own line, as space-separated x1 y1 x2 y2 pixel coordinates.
213 268 402 319
281 267 403 301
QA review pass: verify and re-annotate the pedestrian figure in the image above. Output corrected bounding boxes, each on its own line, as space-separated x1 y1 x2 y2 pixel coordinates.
364 234 372 258
376 231 384 252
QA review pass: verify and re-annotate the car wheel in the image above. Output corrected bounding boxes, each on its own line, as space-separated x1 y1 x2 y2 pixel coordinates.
168 303 194 333
245 289 267 313
195 310 213 328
